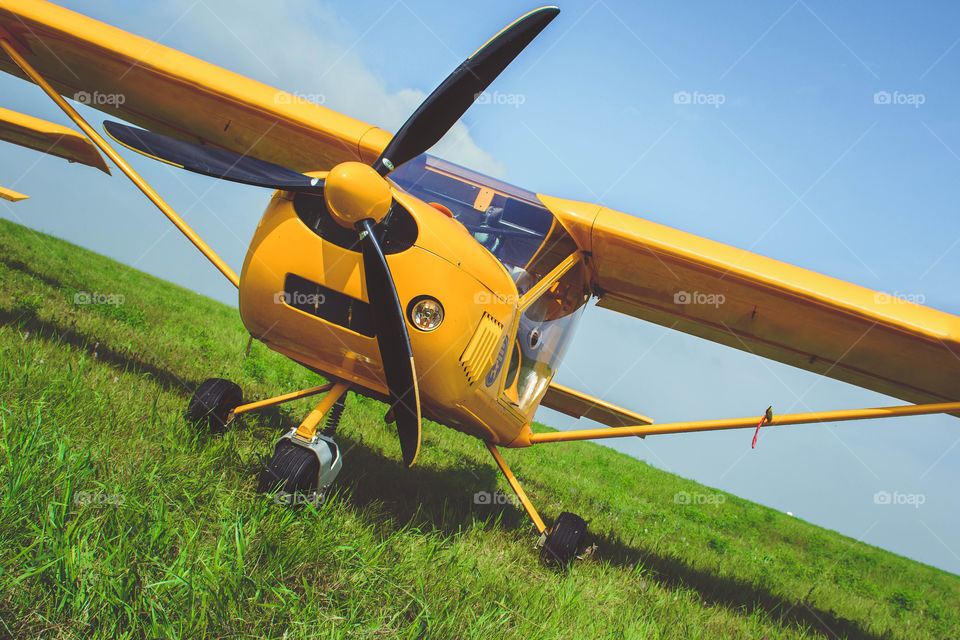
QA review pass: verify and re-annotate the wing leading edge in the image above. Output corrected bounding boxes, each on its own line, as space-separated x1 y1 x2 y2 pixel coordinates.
0 0 391 173
540 194 960 410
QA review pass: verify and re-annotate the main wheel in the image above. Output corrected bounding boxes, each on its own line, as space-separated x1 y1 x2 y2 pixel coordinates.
540 511 587 568
257 439 321 506
187 378 242 430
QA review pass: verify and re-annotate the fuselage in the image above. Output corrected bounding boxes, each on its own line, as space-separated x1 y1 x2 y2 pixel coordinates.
238 154 589 446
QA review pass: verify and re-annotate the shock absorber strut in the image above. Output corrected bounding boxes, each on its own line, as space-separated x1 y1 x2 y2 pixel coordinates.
322 396 346 436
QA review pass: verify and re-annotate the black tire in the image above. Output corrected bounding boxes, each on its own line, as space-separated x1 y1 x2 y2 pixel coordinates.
187 378 242 430
540 512 587 568
257 439 320 505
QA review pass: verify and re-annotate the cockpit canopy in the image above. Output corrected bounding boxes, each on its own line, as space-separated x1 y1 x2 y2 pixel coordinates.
391 154 591 415
390 155 557 284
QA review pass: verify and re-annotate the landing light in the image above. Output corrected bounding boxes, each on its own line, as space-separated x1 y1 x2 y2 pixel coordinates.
409 297 444 332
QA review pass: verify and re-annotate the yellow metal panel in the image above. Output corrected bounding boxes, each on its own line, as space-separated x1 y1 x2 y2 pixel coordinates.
238 193 521 444
391 188 518 297
0 106 109 172
539 193 960 409
0 0 391 172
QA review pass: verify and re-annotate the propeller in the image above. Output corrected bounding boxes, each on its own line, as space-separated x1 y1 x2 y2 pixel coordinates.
103 120 325 193
358 218 421 464
102 6 560 466
372 5 560 176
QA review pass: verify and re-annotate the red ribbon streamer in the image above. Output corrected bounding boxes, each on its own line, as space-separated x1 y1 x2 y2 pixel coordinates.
752 406 773 449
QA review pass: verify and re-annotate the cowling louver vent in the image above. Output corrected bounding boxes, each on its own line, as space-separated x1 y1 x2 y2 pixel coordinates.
459 312 504 385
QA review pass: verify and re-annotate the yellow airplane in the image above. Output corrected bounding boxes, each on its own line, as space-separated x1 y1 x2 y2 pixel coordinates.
2 0 959 566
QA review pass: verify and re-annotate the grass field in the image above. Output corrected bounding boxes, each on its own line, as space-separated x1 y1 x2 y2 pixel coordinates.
1 216 958 639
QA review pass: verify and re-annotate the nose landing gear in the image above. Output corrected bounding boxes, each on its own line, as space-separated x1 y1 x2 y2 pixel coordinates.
257 431 343 506
255 381 350 504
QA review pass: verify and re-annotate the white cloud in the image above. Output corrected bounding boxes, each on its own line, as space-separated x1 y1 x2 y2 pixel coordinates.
134 0 506 177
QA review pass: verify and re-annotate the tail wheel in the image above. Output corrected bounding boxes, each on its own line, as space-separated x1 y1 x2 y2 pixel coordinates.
187 378 242 430
540 512 587 568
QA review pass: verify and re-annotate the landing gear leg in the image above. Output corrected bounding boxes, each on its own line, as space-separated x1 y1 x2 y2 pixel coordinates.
484 442 587 567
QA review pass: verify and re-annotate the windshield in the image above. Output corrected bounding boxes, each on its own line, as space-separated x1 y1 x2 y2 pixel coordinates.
389 154 554 283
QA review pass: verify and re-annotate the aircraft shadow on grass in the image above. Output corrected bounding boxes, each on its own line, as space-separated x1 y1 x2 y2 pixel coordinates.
0 303 199 395
242 403 882 640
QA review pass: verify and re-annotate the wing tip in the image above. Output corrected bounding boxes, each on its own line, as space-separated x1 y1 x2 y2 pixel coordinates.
0 186 29 202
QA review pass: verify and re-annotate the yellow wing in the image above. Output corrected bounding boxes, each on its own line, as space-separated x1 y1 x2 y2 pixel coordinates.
0 105 109 171
0 0 391 172
541 194 960 408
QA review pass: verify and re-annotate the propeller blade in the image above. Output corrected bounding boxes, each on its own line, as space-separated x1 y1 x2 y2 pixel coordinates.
372 5 559 175
356 218 422 466
103 120 325 193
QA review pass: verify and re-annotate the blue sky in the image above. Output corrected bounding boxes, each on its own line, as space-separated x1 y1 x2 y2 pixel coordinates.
2 0 959 575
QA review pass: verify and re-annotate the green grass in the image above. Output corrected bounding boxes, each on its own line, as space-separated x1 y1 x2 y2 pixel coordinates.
0 216 957 639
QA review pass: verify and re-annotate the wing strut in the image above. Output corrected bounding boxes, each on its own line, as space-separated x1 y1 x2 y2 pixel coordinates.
0 37 240 288
526 399 960 444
